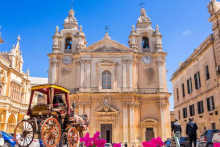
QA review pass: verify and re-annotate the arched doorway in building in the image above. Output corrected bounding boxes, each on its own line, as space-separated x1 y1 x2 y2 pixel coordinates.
141 118 158 141
7 114 16 133
145 128 155 141
101 124 112 143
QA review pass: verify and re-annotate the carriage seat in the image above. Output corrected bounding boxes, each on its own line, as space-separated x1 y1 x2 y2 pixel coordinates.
31 104 50 116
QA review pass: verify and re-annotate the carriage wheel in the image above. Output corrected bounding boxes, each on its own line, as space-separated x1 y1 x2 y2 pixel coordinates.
67 127 79 147
14 120 34 147
41 117 61 147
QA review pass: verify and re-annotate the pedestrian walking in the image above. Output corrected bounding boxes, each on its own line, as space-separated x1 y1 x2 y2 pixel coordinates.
172 119 181 147
186 118 198 147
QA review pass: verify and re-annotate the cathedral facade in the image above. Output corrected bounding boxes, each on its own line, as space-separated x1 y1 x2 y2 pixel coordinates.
48 8 171 145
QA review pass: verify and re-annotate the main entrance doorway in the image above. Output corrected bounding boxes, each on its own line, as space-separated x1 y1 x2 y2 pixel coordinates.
101 124 112 143
145 128 155 141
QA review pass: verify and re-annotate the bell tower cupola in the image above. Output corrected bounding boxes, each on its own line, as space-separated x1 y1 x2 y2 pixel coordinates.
129 7 163 53
64 9 78 30
51 8 87 54
136 8 153 32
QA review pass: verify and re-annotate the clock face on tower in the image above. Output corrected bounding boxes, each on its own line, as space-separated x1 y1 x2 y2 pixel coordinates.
63 56 72 65
142 56 151 64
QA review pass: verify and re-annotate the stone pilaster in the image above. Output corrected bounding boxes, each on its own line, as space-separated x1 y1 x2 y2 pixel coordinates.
159 99 171 140
157 56 167 92
91 61 96 89
49 57 58 84
85 60 91 89
123 103 128 143
129 63 133 89
122 62 127 89
75 60 81 88
80 60 85 88
130 104 135 146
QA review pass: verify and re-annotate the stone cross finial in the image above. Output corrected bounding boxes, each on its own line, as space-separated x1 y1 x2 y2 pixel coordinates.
132 25 135 31
211 0 216 3
156 25 160 32
17 35 21 41
71 0 74 9
139 2 145 8
105 25 109 33
80 25 83 32
56 25 59 32
26 69 30 76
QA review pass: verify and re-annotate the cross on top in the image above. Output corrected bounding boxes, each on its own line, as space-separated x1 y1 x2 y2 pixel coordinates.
139 1 145 8
71 0 74 9
105 25 109 33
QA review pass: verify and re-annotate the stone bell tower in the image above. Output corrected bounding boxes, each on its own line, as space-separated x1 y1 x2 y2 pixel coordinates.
128 8 162 53
49 9 87 84
128 7 167 92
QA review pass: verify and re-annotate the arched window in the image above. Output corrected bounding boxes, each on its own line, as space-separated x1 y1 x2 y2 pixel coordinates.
65 37 72 50
102 71 111 89
142 37 150 49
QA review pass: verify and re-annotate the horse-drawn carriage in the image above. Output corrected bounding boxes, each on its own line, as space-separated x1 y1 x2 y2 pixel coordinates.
14 84 88 147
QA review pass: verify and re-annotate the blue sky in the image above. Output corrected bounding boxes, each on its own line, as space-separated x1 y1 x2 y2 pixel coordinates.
0 0 212 109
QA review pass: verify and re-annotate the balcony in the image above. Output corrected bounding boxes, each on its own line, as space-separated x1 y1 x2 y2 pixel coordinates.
70 87 165 94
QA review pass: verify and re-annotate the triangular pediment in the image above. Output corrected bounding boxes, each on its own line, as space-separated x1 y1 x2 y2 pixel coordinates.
92 46 128 52
86 37 133 53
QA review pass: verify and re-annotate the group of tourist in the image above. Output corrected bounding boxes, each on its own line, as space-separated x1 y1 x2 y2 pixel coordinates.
172 118 198 147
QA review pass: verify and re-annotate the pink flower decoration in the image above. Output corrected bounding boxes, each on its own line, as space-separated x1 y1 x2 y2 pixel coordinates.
142 141 157 147
142 137 164 147
214 143 220 147
80 132 107 147
93 132 100 139
113 143 121 147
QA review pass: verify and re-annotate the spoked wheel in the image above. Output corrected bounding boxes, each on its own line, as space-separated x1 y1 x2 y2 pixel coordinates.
14 120 34 147
67 127 79 147
41 117 61 147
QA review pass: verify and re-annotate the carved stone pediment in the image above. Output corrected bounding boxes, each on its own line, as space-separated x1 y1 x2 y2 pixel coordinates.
86 37 133 53
92 46 127 53
95 103 118 114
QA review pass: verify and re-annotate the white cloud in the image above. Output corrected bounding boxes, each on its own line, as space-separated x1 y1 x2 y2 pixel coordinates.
182 29 192 36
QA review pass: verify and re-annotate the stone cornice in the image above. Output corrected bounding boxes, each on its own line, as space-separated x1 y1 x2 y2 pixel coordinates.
48 50 167 58
0 96 28 111
209 9 220 22
70 92 171 99
171 35 212 81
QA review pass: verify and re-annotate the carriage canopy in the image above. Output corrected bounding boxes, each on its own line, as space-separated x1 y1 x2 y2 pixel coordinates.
27 84 71 115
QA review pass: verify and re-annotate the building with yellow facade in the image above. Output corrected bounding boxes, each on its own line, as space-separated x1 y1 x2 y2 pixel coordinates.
48 7 171 146
171 0 220 136
0 36 31 133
